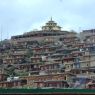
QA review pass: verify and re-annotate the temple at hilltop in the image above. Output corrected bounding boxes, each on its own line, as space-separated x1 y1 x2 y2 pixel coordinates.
42 18 61 31
11 18 76 41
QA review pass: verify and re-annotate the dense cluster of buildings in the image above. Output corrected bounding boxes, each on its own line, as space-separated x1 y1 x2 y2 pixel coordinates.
0 19 95 88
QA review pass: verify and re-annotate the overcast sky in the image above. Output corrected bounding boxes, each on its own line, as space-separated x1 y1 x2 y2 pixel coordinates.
0 0 95 40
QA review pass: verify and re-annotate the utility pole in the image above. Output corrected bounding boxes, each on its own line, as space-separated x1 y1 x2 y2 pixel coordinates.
88 47 91 75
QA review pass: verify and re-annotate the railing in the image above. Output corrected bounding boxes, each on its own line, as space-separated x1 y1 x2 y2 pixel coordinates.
0 88 95 94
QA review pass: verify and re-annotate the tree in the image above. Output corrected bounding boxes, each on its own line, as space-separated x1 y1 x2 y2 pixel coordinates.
27 49 33 58
4 65 18 77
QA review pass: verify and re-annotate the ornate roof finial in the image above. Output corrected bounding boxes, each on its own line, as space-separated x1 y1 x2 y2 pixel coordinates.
51 17 52 21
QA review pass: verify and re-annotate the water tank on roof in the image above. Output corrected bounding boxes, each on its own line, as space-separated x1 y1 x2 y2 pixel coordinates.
14 77 19 80
42 56 47 61
7 77 13 82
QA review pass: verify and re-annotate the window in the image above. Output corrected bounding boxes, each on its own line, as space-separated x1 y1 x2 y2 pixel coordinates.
87 64 89 67
21 80 27 85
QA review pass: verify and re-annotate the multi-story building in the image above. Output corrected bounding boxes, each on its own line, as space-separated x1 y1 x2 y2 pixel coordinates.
80 29 95 43
1 19 95 88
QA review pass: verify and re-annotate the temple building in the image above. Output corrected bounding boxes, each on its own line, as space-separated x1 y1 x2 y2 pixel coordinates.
42 18 61 31
10 18 76 44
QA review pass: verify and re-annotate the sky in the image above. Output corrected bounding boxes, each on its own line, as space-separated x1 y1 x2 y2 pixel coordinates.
0 0 95 40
